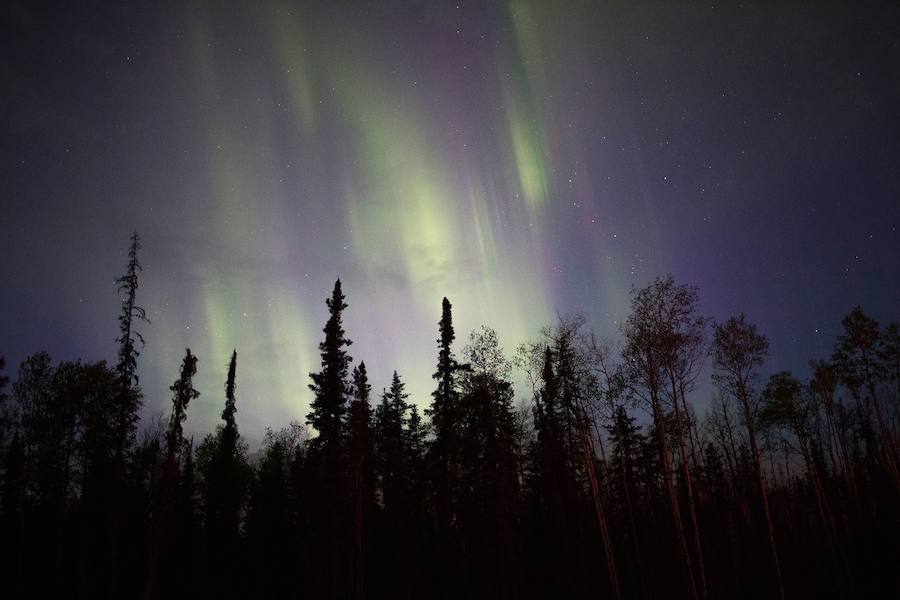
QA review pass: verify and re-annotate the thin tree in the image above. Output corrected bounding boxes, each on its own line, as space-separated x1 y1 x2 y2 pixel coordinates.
833 308 899 491
426 298 465 539
204 350 244 596
711 314 784 600
655 279 709 600
144 348 199 600
553 325 621 600
349 362 373 600
623 279 699 600
760 371 846 581
114 231 150 460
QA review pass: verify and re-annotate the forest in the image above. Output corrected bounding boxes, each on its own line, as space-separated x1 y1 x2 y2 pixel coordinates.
0 233 897 599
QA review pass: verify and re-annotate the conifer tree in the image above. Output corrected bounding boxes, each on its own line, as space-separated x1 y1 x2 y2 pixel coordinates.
166 349 199 463
172 439 199 594
206 351 242 536
306 279 354 597
144 348 200 600
427 297 465 540
307 279 353 459
457 326 523 598
606 403 647 588
349 363 375 506
402 401 430 593
527 347 574 596
114 232 149 460
222 350 238 465
403 404 428 504
375 371 409 517
552 325 621 600
349 362 374 600
203 349 246 598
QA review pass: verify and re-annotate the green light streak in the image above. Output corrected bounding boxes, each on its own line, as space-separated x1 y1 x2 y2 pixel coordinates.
327 55 465 297
507 101 548 213
267 1 317 132
505 0 550 215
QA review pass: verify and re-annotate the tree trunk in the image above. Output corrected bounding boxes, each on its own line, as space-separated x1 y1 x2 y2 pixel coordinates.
614 411 649 598
671 382 708 600
577 400 621 600
743 405 785 600
652 394 699 600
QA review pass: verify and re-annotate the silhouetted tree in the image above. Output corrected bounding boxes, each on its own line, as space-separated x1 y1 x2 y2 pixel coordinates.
374 371 407 509
426 297 467 598
201 349 249 599
457 326 523 599
306 279 354 597
308 279 353 455
1 262 899 598
712 314 784 599
246 423 306 598
114 231 149 460
144 348 199 600
349 362 374 600
427 298 464 534
623 277 701 600
760 371 846 581
833 308 899 491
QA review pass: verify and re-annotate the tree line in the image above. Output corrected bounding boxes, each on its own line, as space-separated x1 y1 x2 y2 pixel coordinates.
0 233 897 599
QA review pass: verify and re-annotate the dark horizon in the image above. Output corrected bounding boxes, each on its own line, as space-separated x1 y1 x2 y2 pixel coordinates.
2 0 899 441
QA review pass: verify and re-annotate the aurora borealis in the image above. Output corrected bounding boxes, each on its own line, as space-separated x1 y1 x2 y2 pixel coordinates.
2 1 899 442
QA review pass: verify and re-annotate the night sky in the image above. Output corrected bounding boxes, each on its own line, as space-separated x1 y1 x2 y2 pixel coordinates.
2 1 899 442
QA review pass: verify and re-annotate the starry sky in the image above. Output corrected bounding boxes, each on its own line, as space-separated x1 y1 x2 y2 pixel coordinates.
2 0 899 442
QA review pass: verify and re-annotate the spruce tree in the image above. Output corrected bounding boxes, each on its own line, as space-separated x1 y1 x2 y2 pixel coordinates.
222 350 238 464
172 439 199 595
246 435 291 597
349 362 375 507
456 326 522 598
207 350 242 536
375 371 409 517
607 406 646 543
166 349 199 463
403 404 428 506
306 279 354 597
349 362 374 600
114 231 149 459
307 279 353 458
204 349 246 598
426 297 465 544
144 348 200 600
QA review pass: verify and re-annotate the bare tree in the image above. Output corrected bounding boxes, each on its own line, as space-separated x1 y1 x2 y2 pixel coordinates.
711 314 784 600
623 276 702 600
